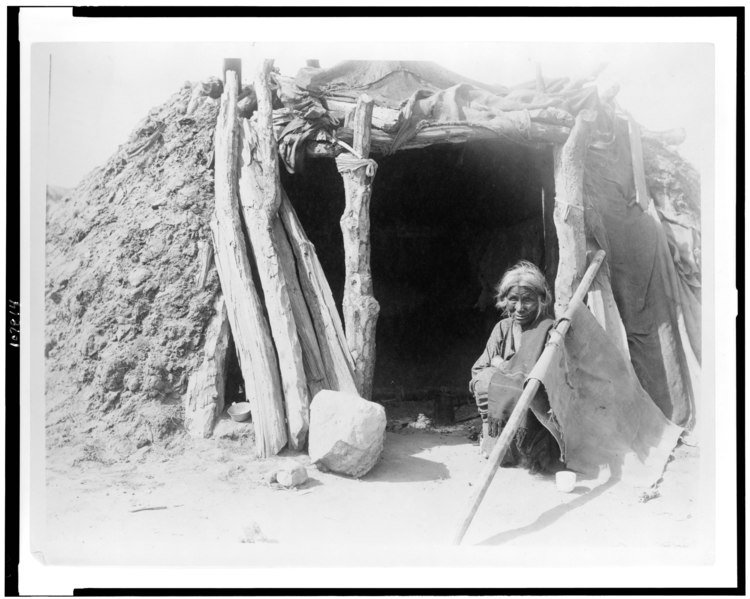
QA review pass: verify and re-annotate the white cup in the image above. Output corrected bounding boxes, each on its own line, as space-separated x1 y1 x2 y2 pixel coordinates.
556 470 577 493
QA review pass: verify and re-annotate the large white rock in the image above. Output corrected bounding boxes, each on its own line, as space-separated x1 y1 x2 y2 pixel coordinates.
308 390 386 478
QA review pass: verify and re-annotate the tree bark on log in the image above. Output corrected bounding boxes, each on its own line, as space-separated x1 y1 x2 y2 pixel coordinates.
552 109 597 317
338 95 380 399
278 192 359 395
238 60 310 450
210 69 287 457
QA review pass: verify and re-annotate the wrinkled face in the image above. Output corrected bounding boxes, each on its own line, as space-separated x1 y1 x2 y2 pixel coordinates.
506 286 539 326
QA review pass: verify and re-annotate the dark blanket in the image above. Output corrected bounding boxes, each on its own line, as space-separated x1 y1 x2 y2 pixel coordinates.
486 318 562 472
487 317 554 423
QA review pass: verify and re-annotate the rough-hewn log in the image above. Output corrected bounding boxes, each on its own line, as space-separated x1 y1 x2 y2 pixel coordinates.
196 241 214 289
272 214 329 397
184 294 230 438
278 192 359 395
238 60 310 450
210 69 287 457
337 95 380 399
552 109 597 317
304 120 570 159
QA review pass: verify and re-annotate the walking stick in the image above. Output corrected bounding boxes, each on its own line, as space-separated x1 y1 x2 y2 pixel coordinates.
451 250 606 545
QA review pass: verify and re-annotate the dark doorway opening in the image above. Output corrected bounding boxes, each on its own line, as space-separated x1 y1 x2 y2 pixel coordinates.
224 335 246 410
281 139 555 403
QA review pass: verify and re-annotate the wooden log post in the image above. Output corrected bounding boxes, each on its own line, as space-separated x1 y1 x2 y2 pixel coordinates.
337 95 381 399
238 60 311 450
210 68 287 457
552 109 597 317
184 294 230 438
278 192 359 395
272 214 330 397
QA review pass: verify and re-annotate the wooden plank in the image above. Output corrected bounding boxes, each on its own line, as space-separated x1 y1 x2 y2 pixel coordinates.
278 192 359 395
238 60 310 450
196 241 214 289
210 68 287 457
272 214 329 397
337 95 381 399
552 109 597 317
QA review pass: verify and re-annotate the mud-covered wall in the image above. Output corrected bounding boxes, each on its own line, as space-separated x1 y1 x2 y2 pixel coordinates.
45 82 222 459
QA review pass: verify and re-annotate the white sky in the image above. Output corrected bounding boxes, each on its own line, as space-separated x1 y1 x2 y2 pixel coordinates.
45 41 713 188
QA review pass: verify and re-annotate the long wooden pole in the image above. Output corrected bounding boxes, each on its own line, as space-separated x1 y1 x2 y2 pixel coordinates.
338 94 380 399
210 68 287 457
238 60 311 450
451 250 606 546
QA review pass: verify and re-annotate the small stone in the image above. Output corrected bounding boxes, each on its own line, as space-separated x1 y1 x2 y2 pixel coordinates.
308 390 386 478
149 194 166 208
128 267 151 287
275 460 308 488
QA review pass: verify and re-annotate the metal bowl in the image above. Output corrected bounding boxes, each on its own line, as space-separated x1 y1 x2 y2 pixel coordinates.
227 401 252 422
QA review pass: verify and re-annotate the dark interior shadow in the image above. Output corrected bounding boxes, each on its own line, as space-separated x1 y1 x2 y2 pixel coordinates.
362 431 458 483
476 475 621 546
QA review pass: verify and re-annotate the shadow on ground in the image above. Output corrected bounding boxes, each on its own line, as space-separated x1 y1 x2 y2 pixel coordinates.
476 476 621 545
363 431 468 483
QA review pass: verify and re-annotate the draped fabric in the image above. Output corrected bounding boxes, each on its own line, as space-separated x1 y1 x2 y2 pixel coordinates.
538 300 683 488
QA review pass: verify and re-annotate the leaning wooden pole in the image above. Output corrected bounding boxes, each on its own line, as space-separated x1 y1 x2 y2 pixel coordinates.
278 192 359 395
272 215 330 398
451 250 606 546
552 109 597 318
238 60 311 450
210 68 287 457
337 94 380 399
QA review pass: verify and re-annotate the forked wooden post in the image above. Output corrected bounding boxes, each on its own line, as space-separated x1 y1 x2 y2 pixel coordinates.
238 59 311 450
338 95 380 399
552 109 597 318
451 250 606 546
210 68 287 457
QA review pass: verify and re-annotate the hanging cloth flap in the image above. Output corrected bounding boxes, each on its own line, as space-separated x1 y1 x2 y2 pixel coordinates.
538 300 683 489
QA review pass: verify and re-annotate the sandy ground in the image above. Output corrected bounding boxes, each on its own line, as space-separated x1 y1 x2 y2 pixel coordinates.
41 406 708 570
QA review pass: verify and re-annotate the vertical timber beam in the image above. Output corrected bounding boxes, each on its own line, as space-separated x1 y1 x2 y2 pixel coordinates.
552 109 597 317
238 59 311 450
278 192 359 395
210 68 287 457
338 95 380 399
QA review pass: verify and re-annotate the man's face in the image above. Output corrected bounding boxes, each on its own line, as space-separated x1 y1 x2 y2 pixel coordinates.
506 285 539 326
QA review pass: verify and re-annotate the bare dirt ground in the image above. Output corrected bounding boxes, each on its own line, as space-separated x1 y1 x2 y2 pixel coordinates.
42 401 706 569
